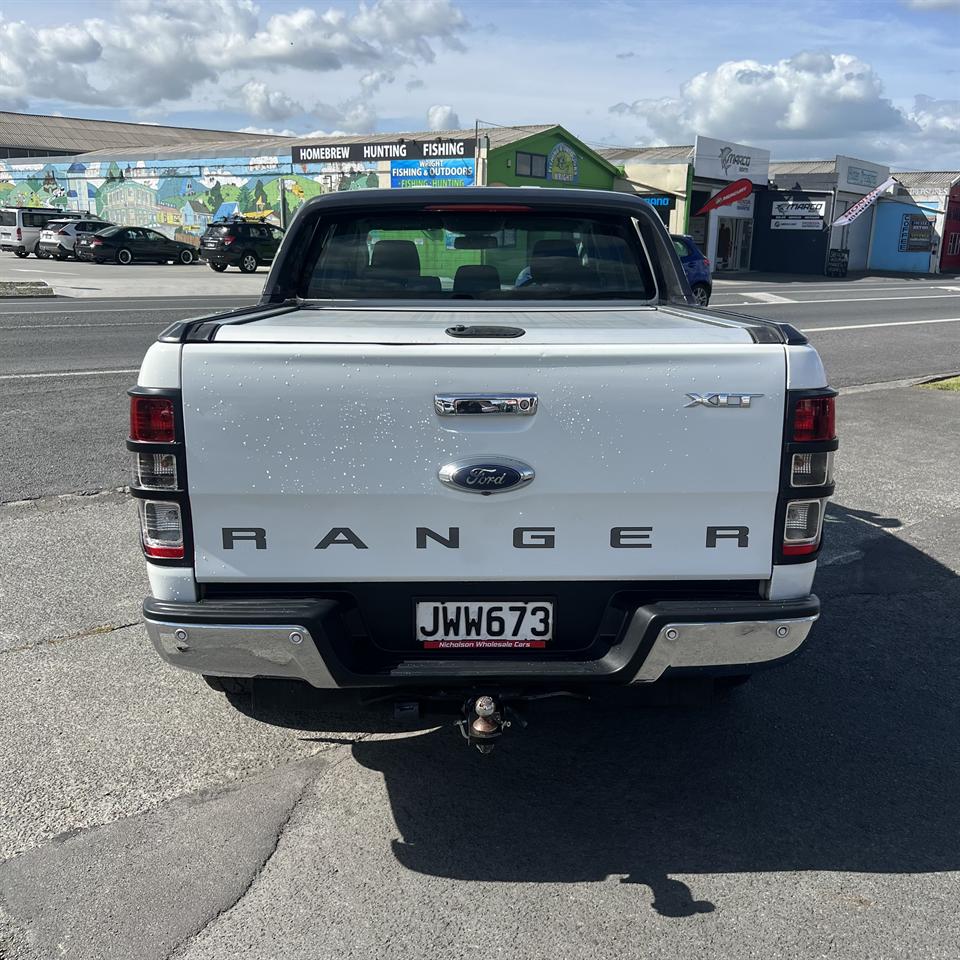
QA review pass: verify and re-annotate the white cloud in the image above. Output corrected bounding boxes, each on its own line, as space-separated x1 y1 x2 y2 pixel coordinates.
908 94 960 140
426 104 460 130
240 81 304 123
611 52 906 143
0 0 469 117
902 0 960 9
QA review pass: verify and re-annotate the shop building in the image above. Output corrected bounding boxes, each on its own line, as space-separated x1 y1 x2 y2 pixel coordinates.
0 122 619 244
891 172 960 273
603 136 771 272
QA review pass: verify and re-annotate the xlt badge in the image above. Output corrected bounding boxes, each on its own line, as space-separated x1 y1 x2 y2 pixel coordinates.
438 457 535 495
685 393 763 408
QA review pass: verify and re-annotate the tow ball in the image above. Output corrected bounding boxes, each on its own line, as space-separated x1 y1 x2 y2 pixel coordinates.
458 695 523 754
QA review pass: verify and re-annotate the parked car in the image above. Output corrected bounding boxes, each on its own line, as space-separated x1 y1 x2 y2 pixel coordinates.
199 219 284 273
76 226 197 265
671 234 712 306
38 217 112 260
0 207 84 258
129 187 836 753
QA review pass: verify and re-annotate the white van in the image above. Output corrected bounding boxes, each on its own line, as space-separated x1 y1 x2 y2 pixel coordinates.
0 207 84 258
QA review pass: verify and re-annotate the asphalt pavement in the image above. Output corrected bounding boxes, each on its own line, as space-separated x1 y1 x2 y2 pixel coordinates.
2 269 960 959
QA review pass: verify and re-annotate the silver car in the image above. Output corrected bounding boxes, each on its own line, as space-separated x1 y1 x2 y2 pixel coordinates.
38 217 112 260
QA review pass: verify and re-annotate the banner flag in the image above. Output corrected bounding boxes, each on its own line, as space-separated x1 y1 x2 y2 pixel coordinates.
832 176 898 227
694 178 753 216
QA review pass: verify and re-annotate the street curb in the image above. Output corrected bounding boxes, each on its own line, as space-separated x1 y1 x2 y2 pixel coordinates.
0 280 54 298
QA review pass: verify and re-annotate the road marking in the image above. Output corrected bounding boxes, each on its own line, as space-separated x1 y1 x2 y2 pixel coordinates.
0 368 139 381
715 293 960 307
0 321 168 329
938 286 960 293
742 292 797 304
802 316 960 333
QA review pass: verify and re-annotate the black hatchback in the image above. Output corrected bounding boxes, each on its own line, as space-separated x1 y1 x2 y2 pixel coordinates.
76 226 197 265
199 220 284 273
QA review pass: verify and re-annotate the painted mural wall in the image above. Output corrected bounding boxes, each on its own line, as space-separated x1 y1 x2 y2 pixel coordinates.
0 153 380 246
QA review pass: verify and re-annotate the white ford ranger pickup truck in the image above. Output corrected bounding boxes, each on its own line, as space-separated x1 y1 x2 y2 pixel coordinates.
130 188 836 746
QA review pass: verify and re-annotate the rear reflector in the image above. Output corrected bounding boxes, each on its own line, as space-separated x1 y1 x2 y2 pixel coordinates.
139 500 184 559
793 397 835 441
131 452 178 490
783 499 825 555
130 396 175 443
790 451 834 487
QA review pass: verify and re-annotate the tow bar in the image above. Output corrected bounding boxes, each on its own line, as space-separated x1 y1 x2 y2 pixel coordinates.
457 692 587 754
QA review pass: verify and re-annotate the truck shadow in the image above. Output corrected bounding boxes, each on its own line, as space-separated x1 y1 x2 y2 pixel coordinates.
239 502 960 915
345 501 960 915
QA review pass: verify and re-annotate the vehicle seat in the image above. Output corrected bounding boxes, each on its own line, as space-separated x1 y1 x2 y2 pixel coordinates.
453 264 501 295
366 239 440 291
370 239 421 275
529 238 582 285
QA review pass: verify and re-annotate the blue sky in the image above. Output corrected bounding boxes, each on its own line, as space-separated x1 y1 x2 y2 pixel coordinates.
0 0 957 168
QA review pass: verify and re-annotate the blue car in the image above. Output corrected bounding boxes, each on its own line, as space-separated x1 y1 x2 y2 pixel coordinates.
671 234 712 306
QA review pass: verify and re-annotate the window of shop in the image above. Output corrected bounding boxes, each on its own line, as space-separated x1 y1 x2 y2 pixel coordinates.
516 152 547 179
948 232 960 256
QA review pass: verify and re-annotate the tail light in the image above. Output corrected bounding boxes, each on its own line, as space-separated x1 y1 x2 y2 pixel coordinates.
777 390 837 561
128 389 190 564
58 228 71 236
16 227 22 240
223 235 236 245
792 396 835 441
703 258 710 268
91 237 103 246
130 396 175 442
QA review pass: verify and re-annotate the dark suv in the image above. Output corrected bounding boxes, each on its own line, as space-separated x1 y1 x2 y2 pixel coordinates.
199 220 284 273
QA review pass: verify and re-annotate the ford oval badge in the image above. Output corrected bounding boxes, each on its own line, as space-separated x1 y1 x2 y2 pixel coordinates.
438 457 535 495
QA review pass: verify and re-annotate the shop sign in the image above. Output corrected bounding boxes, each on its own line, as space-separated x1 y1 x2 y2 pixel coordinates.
772 200 827 218
693 136 770 185
390 158 476 188
639 194 676 209
694 178 754 216
836 155 890 196
899 213 933 252
293 139 476 164
771 217 824 230
547 143 580 184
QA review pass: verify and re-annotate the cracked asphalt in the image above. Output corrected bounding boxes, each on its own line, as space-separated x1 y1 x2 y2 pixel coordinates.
2 381 959 959
2 278 960 958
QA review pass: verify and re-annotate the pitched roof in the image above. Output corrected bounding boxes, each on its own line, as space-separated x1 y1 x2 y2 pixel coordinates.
599 145 694 164
769 160 837 175
893 170 960 190
0 110 287 154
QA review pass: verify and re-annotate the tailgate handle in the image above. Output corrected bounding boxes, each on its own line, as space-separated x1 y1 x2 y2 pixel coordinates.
434 394 538 416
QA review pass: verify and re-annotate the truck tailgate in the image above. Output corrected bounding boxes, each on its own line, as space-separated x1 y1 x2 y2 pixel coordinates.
182 318 786 583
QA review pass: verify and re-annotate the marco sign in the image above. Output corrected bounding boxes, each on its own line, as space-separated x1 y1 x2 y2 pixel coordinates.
693 135 770 185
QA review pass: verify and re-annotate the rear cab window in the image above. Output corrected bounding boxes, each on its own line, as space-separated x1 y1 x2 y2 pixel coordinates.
300 208 657 301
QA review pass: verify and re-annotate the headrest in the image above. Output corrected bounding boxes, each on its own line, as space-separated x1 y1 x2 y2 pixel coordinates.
531 238 579 260
370 239 420 274
454 264 501 293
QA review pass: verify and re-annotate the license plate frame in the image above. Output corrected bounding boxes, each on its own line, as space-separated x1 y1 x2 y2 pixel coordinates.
414 598 554 650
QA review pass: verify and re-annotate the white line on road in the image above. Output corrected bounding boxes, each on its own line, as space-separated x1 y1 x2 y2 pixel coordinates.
0 368 139 381
742 292 797 304
802 316 960 332
715 293 960 307
0 321 168 329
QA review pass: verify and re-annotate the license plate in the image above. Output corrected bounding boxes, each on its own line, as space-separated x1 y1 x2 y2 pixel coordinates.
415 600 553 649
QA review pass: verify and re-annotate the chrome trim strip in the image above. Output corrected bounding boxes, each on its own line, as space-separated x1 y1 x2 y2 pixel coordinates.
633 615 818 683
434 393 537 416
144 619 338 688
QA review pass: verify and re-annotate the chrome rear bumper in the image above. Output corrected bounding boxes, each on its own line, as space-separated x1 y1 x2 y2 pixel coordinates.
144 594 819 689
